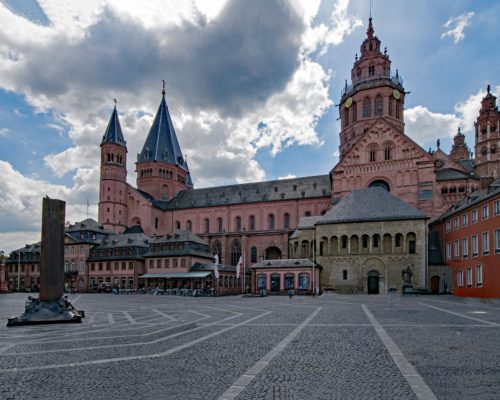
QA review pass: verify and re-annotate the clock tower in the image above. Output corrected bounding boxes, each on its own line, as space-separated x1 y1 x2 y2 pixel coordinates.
338 18 405 160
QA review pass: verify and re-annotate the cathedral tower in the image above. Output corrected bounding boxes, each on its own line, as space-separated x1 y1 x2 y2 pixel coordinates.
136 85 193 201
338 18 405 160
449 127 471 162
474 85 499 178
98 104 128 233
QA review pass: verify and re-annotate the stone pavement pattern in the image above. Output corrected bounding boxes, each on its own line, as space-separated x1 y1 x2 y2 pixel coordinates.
0 293 499 399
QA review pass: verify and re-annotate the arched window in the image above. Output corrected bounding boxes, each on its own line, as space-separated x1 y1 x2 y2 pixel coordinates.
175 221 181 229
363 97 371 118
211 240 221 258
250 246 257 263
388 97 393 116
217 217 223 233
284 213 290 229
370 148 376 162
231 240 241 266
395 100 401 119
352 102 357 122
368 64 375 76
204 218 210 233
374 95 383 116
384 145 392 160
341 235 348 249
369 180 390 192
235 216 241 232
344 108 349 127
268 214 275 230
249 215 255 231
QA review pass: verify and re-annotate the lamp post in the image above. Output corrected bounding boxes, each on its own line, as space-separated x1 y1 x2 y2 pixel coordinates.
17 250 21 292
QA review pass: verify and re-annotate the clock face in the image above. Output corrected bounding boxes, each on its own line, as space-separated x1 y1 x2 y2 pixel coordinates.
434 159 445 170
393 89 400 100
345 97 353 108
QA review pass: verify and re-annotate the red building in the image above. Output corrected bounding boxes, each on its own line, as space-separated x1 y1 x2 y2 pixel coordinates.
431 178 500 297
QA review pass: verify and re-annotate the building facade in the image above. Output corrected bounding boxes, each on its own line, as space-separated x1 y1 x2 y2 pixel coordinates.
431 178 500 298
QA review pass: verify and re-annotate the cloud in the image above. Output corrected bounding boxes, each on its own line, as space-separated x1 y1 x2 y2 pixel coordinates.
0 127 9 136
0 231 40 254
405 86 499 150
441 11 474 44
278 174 297 180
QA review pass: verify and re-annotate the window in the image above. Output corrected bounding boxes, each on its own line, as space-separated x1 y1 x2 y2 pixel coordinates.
362 235 369 248
249 215 255 231
344 108 349 127
79 260 85 272
453 240 459 259
373 235 379 248
257 274 267 290
250 247 257 263
395 100 400 119
462 238 468 259
446 242 451 260
388 98 393 116
342 270 348 280
374 95 383 116
472 235 478 257
298 273 310 290
471 209 478 224
482 232 489 255
186 220 192 231
235 216 241 232
363 97 371 118
495 200 500 216
284 213 290 229
204 218 210 233
483 205 489 220
457 269 464 287
231 240 241 266
476 265 483 288
369 149 376 162
217 217 223 233
268 214 275 230
445 221 451 232
496 229 500 254
341 236 348 249
352 102 357 122
453 217 459 230
368 65 375 76
466 267 473 288
418 190 433 200
384 146 392 160
175 221 181 229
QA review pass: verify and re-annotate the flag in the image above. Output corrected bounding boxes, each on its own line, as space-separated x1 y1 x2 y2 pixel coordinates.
236 255 243 279
213 253 219 279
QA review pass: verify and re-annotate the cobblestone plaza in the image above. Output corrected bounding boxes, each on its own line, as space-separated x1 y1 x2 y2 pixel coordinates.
1 293 499 399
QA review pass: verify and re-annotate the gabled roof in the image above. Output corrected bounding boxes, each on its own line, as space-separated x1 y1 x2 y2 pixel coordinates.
101 107 126 147
298 216 321 229
317 187 427 224
66 218 114 234
137 93 189 174
436 168 476 181
96 232 151 249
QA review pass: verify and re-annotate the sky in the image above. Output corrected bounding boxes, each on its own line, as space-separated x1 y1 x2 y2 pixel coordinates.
0 0 499 253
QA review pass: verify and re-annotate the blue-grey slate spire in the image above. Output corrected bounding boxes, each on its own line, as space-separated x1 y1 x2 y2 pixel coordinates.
101 105 126 147
137 89 190 176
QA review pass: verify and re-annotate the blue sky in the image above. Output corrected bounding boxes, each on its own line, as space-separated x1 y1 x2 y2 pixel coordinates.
0 0 499 252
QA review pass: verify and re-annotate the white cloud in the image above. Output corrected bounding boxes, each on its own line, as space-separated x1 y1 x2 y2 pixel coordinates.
278 174 297 180
0 231 41 254
441 11 474 44
0 127 9 136
405 86 499 150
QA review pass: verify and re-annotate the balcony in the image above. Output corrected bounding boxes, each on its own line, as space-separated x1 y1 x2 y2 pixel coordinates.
341 74 404 99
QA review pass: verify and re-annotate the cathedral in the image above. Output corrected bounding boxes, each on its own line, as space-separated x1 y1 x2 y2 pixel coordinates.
94 18 498 293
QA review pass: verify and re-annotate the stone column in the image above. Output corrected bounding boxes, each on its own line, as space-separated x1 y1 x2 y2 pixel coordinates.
39 197 65 302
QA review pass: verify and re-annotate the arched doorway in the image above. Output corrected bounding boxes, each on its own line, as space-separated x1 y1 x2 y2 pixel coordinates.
271 274 280 293
431 275 440 294
367 270 380 294
265 246 281 260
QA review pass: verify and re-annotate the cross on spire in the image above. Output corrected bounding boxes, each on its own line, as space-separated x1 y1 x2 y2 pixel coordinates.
113 98 117 108
162 79 166 96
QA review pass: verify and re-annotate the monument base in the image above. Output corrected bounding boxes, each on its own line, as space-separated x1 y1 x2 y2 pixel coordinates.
402 285 416 294
7 296 85 327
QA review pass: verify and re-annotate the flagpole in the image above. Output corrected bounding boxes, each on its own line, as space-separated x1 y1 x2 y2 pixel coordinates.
242 252 245 294
312 229 315 296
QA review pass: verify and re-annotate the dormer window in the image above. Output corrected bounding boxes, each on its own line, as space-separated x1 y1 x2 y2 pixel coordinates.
163 150 168 160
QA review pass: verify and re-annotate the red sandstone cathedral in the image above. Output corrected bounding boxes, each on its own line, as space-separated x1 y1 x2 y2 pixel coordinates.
97 18 498 270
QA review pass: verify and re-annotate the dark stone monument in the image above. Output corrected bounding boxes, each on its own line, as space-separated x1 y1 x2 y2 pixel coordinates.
401 265 415 294
7 197 84 327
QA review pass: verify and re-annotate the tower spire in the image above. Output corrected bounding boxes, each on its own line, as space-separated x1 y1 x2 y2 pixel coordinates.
162 79 166 96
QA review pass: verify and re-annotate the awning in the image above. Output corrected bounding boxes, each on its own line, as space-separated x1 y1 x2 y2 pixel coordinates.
140 272 212 279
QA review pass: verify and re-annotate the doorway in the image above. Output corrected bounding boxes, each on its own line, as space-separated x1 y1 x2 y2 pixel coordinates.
367 271 379 294
271 274 280 293
431 275 440 294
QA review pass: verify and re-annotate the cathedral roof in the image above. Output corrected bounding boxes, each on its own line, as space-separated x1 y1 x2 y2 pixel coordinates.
137 92 189 175
101 106 126 147
317 187 427 224
435 168 475 181
144 175 331 210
